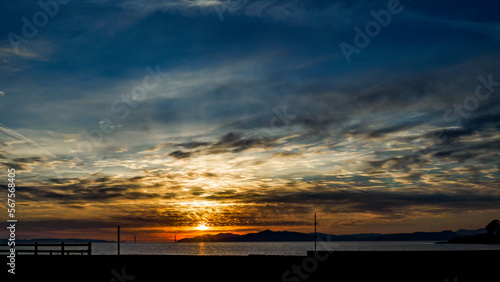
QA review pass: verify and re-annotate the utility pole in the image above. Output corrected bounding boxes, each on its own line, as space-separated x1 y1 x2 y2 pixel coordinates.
117 225 120 255
314 214 317 251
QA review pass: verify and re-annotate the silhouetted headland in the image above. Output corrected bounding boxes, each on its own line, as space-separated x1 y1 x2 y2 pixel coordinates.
443 233 500 244
177 228 485 242
441 219 500 244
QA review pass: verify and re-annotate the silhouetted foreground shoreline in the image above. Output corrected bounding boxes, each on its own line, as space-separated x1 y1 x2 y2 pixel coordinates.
2 251 499 282
445 233 500 244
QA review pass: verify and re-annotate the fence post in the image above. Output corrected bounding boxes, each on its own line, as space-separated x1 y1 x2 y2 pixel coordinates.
61 242 65 255
117 225 120 255
35 242 38 255
88 242 92 255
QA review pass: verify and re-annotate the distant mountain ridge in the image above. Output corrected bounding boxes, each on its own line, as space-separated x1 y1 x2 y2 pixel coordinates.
178 228 486 242
0 229 487 243
178 230 312 242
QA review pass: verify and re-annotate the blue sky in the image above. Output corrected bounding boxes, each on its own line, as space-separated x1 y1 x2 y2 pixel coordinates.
1 0 500 240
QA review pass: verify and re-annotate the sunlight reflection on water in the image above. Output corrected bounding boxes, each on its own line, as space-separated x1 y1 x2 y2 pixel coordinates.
91 241 500 255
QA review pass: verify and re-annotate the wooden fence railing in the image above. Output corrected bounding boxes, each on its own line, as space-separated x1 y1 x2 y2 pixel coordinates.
0 242 92 255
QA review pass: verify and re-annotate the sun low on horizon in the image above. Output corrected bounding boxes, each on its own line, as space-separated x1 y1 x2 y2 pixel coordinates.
195 223 209 231
1 0 500 242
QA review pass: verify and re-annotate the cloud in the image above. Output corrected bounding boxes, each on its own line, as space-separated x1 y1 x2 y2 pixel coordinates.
169 150 192 159
212 132 276 153
0 47 40 60
155 131 283 160
0 0 499 236
247 184 500 216
13 174 177 204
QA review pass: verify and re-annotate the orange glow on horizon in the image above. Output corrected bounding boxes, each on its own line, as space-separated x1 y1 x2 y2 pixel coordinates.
195 223 209 231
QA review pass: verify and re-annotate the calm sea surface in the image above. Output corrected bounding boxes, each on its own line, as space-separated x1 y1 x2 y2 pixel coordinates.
90 241 500 255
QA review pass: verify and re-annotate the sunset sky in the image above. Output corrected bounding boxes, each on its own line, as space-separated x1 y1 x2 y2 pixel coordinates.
1 0 500 241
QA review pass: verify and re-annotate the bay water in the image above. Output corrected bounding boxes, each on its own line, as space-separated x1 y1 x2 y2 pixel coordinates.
90 241 500 255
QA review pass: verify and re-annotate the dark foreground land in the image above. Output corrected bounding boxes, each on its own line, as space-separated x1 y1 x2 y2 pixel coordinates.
2 251 499 282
